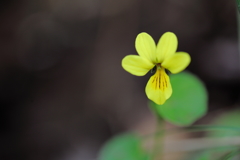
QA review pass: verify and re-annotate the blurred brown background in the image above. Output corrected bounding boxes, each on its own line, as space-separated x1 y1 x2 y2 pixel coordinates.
0 0 239 159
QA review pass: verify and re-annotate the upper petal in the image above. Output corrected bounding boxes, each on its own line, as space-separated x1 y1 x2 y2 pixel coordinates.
135 32 157 63
156 32 178 63
145 68 172 105
122 55 155 76
161 52 191 74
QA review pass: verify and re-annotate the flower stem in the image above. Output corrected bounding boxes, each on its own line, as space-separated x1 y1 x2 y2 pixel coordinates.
148 101 165 160
150 115 164 160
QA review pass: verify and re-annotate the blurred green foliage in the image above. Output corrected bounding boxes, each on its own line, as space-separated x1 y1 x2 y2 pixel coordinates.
98 133 149 160
189 110 240 160
208 110 240 137
191 151 212 160
236 0 240 12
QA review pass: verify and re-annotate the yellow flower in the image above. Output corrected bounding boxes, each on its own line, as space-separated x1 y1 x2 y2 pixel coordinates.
121 32 191 105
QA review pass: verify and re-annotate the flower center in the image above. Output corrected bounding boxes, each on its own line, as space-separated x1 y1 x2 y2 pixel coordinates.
151 63 162 74
156 63 161 70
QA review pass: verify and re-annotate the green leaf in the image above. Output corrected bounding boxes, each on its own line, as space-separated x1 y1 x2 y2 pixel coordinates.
150 72 208 126
98 133 149 160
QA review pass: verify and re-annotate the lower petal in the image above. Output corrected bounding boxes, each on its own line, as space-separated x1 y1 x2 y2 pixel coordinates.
145 68 172 105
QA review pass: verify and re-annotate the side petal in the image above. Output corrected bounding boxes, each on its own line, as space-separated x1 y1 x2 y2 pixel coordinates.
122 55 154 76
161 52 191 74
135 32 157 63
156 32 178 63
145 68 172 105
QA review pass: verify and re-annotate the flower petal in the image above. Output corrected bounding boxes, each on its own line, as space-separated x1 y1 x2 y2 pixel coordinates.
145 68 172 105
122 55 155 76
135 32 157 63
161 52 191 74
156 32 178 63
